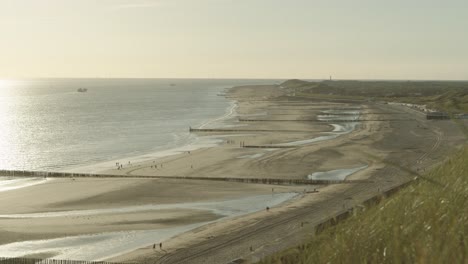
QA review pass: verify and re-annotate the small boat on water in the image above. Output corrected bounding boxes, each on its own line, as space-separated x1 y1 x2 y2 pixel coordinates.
77 88 88 93
169 83 176 87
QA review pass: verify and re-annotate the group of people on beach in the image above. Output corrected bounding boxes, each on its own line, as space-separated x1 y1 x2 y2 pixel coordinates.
153 243 163 250
150 161 163 169
115 160 169 171
115 161 132 170
225 139 247 147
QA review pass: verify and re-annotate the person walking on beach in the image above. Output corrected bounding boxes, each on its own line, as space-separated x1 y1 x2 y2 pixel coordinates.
159 242 163 249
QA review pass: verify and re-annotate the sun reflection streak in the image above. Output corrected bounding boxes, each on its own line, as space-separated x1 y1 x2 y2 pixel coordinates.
0 79 17 90
0 80 19 170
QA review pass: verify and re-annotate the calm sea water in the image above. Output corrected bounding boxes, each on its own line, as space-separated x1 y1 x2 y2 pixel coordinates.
0 79 278 172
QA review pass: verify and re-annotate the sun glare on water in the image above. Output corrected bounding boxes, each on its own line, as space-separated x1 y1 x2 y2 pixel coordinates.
0 79 19 170
0 79 12 88
0 79 17 95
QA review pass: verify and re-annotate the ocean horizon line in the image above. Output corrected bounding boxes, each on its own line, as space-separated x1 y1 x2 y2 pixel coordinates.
2 77 468 82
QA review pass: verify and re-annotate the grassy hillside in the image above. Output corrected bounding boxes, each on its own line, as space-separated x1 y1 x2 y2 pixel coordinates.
260 146 468 264
282 79 468 113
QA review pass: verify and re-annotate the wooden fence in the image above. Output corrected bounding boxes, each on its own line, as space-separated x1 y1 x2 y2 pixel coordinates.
0 169 372 186
0 257 126 264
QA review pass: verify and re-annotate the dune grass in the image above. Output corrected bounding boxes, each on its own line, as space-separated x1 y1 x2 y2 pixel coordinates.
283 79 468 113
261 146 468 264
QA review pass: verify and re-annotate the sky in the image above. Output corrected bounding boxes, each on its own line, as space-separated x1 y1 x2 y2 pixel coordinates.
0 0 467 80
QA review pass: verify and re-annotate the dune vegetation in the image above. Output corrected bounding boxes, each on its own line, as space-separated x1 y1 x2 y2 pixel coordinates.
260 145 468 264
282 79 468 113
259 80 468 263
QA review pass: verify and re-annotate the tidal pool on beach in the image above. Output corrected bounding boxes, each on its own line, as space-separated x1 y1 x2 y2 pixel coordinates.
273 110 360 147
308 165 368 181
0 192 299 261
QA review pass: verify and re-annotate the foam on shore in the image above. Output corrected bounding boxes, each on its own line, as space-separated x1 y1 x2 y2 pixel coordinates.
0 177 48 193
65 98 241 174
64 135 224 174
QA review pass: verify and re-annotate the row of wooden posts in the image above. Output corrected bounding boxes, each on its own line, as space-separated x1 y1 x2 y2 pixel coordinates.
0 169 371 186
0 257 125 264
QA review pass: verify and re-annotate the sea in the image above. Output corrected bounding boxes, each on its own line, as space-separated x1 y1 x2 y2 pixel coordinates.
0 78 279 172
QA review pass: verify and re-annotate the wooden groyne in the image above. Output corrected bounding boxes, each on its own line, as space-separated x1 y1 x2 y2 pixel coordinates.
161 176 372 185
0 257 124 264
239 119 319 122
0 170 372 186
242 145 297 149
0 170 102 178
267 107 363 110
320 112 405 115
238 118 414 122
188 128 311 133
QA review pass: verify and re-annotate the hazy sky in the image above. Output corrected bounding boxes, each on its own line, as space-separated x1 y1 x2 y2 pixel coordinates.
0 0 467 79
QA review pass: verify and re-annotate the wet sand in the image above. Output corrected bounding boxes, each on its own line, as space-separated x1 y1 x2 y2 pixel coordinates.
0 190 299 261
104 85 387 262
100 86 374 180
109 85 462 264
0 84 410 261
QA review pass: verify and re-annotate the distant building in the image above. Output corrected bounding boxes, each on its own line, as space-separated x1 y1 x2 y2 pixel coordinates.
426 112 450 120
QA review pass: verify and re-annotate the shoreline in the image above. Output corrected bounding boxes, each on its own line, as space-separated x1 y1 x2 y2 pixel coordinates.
102 85 381 262
65 91 241 174
0 192 301 261
1 82 455 263
97 85 364 178
67 83 363 175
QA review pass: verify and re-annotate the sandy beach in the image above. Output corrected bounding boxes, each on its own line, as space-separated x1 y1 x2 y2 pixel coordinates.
0 83 464 263
101 85 376 180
